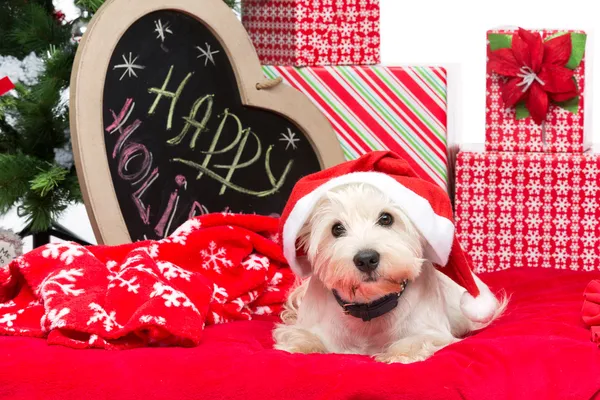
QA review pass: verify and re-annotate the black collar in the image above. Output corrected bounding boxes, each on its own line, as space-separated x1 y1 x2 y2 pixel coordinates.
332 280 408 322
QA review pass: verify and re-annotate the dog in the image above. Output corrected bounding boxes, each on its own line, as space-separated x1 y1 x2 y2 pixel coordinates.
273 183 506 363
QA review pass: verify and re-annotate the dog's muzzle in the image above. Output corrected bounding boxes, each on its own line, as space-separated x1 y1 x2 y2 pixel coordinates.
332 279 409 322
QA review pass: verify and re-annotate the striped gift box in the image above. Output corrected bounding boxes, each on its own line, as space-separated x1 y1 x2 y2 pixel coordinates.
263 66 449 189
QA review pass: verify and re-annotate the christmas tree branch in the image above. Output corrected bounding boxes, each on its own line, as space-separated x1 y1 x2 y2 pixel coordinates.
75 0 106 13
19 190 71 233
0 153 44 213
11 3 71 56
30 165 69 197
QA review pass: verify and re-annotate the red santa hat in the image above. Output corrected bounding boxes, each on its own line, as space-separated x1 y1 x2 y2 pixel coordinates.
279 151 498 323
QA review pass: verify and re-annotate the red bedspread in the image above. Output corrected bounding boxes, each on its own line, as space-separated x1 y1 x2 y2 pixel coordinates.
1 269 600 400
0 214 294 349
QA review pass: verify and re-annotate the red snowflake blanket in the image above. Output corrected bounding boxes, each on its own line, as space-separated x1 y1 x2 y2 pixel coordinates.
0 214 294 349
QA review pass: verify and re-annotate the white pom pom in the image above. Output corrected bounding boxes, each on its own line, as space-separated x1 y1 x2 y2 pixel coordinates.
460 289 498 324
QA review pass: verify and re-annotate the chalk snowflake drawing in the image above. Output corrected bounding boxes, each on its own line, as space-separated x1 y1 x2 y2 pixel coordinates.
279 128 300 150
113 52 146 80
200 241 233 274
196 42 220 66
153 19 173 42
87 303 123 332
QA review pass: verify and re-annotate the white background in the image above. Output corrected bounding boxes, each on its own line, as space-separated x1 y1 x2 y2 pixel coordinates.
2 0 599 251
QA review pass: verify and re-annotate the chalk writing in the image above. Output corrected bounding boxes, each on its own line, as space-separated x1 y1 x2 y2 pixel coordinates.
167 94 214 147
132 168 159 224
102 10 321 241
212 128 262 195
107 98 159 225
118 143 153 183
188 201 209 219
173 144 292 197
155 175 186 237
148 66 193 130
107 98 135 133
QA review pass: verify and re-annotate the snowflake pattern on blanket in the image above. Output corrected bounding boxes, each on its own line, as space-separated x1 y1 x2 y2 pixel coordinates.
0 214 294 349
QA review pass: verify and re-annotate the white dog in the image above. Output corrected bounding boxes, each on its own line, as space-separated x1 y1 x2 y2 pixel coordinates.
274 183 506 363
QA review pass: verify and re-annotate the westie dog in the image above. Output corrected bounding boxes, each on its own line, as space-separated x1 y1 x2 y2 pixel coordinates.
274 183 506 363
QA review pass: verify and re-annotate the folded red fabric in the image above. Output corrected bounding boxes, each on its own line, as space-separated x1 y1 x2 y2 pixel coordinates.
0 214 294 349
582 279 600 344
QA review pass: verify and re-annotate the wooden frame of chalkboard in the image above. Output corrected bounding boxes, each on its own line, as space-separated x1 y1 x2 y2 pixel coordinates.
70 0 344 245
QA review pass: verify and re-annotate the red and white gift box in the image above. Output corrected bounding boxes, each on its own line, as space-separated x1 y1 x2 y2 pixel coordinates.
485 28 592 153
242 0 380 66
263 65 449 189
455 148 600 273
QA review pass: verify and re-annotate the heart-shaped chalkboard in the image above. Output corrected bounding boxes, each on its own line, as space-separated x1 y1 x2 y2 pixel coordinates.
71 0 344 244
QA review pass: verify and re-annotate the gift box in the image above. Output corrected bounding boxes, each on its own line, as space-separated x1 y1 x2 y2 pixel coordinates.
485 28 591 153
455 148 600 273
242 0 380 66
263 65 449 189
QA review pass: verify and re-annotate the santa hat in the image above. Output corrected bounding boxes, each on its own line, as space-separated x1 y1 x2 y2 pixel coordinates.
279 151 498 323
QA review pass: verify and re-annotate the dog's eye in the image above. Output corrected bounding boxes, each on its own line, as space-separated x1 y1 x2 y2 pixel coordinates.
331 223 346 238
377 212 394 227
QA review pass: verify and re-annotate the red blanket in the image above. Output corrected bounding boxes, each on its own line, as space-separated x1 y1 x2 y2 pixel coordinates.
0 214 294 349
1 269 600 400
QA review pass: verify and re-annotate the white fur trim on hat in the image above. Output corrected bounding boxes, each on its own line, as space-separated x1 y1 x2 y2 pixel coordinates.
282 171 455 277
460 286 498 323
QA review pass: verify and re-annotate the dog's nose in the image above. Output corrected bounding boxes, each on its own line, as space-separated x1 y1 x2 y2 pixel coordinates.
353 250 380 273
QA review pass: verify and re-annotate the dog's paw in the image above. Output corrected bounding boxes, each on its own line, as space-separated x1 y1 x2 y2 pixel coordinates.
273 324 327 354
373 334 457 364
374 352 428 364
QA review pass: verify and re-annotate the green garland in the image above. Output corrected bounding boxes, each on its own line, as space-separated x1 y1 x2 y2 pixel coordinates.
0 0 238 233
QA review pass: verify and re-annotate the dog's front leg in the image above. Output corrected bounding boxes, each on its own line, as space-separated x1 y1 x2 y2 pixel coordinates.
273 323 328 354
374 333 458 364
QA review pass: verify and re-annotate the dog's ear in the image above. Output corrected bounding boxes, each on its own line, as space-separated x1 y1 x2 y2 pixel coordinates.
293 256 313 278
293 221 314 277
296 221 312 255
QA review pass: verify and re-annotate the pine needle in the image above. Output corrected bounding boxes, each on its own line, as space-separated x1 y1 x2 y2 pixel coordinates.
75 0 106 13
0 153 43 213
30 165 69 197
11 3 71 56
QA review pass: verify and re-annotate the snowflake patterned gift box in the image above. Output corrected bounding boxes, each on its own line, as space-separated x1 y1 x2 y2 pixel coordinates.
242 0 380 66
263 65 449 190
454 149 600 273
485 28 591 153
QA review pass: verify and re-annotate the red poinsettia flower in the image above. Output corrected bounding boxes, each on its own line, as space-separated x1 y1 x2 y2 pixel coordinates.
488 28 578 124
